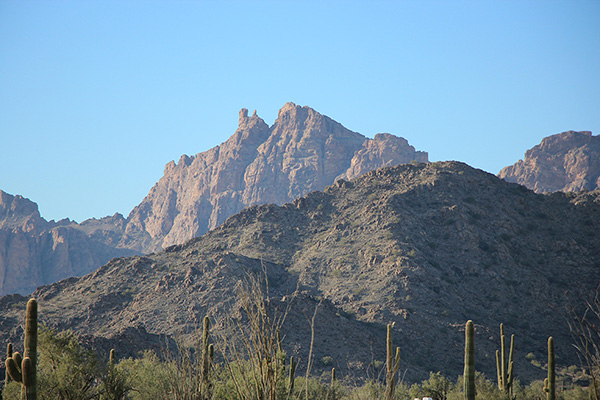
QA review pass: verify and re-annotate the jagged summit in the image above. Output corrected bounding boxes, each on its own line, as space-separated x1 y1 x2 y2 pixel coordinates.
120 103 427 252
499 130 600 193
0 103 427 295
0 190 40 222
277 101 298 116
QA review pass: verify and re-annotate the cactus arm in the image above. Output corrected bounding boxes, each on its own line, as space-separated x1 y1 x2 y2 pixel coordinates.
6 357 22 382
201 316 211 385
109 349 115 366
5 343 14 384
22 357 33 387
13 352 22 369
394 347 401 375
508 334 515 385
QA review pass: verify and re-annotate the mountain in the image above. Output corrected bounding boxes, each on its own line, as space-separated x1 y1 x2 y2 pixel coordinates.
499 130 600 193
1 162 597 383
0 103 426 295
119 103 428 252
0 191 137 296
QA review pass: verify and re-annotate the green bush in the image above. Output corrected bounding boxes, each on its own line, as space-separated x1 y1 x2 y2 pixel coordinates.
118 351 174 400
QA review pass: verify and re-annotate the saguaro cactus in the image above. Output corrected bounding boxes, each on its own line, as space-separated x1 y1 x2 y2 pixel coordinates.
496 323 514 399
287 356 297 399
200 316 211 385
544 337 555 400
464 320 475 400
384 324 401 400
326 367 337 400
109 349 116 366
5 298 38 400
197 315 215 399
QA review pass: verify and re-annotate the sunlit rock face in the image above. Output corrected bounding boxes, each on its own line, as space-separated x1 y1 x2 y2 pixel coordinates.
0 191 136 295
122 103 428 252
499 130 600 193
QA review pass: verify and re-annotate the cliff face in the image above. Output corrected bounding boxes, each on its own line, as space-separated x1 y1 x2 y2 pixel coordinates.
122 103 428 252
0 191 136 295
499 131 600 193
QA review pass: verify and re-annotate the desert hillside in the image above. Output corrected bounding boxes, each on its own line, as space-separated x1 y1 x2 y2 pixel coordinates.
1 161 597 383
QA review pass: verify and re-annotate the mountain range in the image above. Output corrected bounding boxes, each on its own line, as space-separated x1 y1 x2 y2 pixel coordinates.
1 104 599 383
0 161 598 383
0 103 427 295
4 106 597 298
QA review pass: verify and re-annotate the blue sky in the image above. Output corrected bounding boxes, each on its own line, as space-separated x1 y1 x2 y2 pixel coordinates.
1 0 599 222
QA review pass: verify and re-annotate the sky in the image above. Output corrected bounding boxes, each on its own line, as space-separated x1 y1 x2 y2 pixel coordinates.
1 1 599 223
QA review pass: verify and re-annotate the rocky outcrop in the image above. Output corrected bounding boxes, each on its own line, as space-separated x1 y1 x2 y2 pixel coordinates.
121 103 428 252
499 130 600 193
339 133 428 180
0 191 137 295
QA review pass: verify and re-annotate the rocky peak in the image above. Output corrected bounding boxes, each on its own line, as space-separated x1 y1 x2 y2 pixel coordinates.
499 130 600 193
0 104 427 295
339 133 429 181
277 101 298 117
121 103 427 252
0 190 40 222
239 107 248 122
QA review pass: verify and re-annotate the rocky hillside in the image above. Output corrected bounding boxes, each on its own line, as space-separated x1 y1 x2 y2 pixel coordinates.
0 103 426 295
499 130 600 192
120 103 428 252
1 162 598 383
0 191 136 296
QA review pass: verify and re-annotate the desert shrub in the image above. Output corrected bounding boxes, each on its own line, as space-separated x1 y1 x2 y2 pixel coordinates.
446 372 504 400
99 353 134 400
118 350 175 400
37 326 101 400
344 379 408 400
3 326 131 400
409 371 453 400
1 381 22 400
344 380 384 400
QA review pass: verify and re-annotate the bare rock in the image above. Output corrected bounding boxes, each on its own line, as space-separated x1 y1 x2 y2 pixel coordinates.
0 191 136 295
339 133 428 181
499 131 600 192
123 103 427 252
